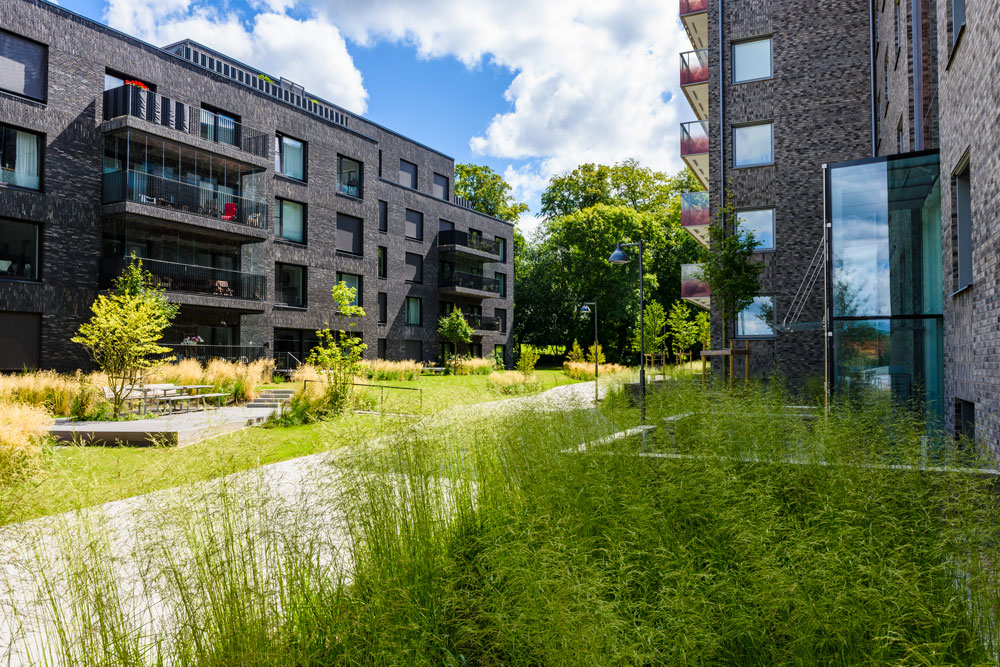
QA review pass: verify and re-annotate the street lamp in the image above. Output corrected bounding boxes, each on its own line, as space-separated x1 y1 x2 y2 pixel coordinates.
608 241 646 424
580 302 598 404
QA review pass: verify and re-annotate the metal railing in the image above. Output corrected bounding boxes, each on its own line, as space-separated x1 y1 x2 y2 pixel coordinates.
681 49 709 86
274 351 304 371
102 170 268 229
103 85 268 158
164 344 268 362
681 191 709 227
438 229 502 256
679 0 708 15
440 271 501 294
462 313 500 331
681 120 710 156
100 256 267 301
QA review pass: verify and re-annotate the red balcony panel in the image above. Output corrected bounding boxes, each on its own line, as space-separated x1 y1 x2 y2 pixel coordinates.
680 0 708 16
680 50 708 86
681 264 710 299
680 120 709 156
681 192 709 228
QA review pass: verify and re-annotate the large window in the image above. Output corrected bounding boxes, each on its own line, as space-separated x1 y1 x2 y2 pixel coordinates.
495 272 506 298
497 236 507 262
377 246 387 278
955 163 972 291
275 133 305 180
737 208 775 251
736 296 775 338
495 308 507 333
732 38 772 83
337 272 362 306
433 172 449 200
0 218 39 280
405 252 423 283
0 29 47 102
378 200 388 233
336 212 363 255
952 0 966 46
377 292 387 323
733 123 773 168
405 297 422 325
0 124 42 190
338 155 362 198
274 198 304 243
399 159 418 189
405 209 423 241
275 263 306 307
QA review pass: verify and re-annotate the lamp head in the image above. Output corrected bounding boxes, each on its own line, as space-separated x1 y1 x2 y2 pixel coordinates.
608 243 630 265
579 304 591 315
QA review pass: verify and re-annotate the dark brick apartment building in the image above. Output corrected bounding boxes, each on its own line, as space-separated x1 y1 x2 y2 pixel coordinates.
677 0 999 446
0 0 514 373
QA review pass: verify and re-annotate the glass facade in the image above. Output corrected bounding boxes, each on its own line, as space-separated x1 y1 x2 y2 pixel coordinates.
828 151 942 415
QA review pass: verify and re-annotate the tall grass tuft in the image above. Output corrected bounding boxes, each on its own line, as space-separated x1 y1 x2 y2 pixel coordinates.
562 361 629 381
0 371 103 417
361 359 422 381
0 400 51 484
487 370 539 394
452 357 496 375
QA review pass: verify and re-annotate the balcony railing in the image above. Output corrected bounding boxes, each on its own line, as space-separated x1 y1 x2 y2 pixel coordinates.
164 344 268 363
438 229 502 256
681 120 709 156
103 85 268 158
681 191 709 227
681 49 708 86
102 170 268 230
679 0 708 15
100 256 267 302
681 263 710 299
440 271 501 294
462 313 500 331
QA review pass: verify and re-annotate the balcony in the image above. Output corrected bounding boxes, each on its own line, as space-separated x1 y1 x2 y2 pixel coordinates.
102 170 268 231
103 84 268 158
99 256 267 303
439 271 501 298
681 263 710 310
165 344 268 363
438 229 502 259
463 313 500 332
680 49 709 119
680 120 710 189
681 191 710 247
679 0 709 50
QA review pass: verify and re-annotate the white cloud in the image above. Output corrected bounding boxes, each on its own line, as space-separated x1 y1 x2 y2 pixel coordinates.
103 0 368 113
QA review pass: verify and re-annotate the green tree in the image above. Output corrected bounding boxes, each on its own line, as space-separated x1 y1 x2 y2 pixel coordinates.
516 345 540 375
632 301 669 357
666 301 700 365
307 281 367 413
454 163 529 223
566 339 586 363
695 310 711 351
437 308 473 372
698 196 764 350
586 342 606 365
72 256 178 418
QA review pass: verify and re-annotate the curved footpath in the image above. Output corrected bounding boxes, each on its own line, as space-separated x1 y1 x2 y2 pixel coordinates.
0 378 614 666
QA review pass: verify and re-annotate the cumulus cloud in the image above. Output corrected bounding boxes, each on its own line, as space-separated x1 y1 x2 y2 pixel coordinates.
103 0 368 113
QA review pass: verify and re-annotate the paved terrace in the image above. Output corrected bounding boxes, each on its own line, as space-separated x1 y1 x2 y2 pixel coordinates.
48 406 278 446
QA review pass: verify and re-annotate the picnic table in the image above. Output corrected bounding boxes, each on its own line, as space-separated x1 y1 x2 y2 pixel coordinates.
139 384 230 414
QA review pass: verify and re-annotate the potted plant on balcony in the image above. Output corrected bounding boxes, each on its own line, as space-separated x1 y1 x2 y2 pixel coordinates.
124 79 149 90
182 335 204 346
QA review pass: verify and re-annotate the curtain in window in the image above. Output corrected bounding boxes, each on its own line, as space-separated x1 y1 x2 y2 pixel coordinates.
406 298 420 325
282 201 303 242
14 130 39 189
282 138 303 179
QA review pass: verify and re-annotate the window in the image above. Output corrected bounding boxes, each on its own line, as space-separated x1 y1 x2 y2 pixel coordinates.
337 272 362 306
469 343 482 358
275 133 305 180
495 272 506 298
275 263 306 307
405 297 422 326
0 124 42 190
405 252 423 283
200 104 239 147
0 312 40 372
439 219 454 232
895 0 901 51
733 123 773 168
378 200 388 233
404 339 422 361
494 345 505 367
399 159 418 189
952 0 966 46
274 199 305 243
737 209 775 251
405 209 423 241
0 29 47 102
956 399 975 443
336 213 363 255
0 218 39 280
732 38 772 83
378 150 382 178
736 296 775 338
433 172 449 200
955 162 972 291
377 338 387 359
495 308 507 333
338 155 362 198
897 116 904 152
497 237 507 262
377 246 387 278
377 292 387 323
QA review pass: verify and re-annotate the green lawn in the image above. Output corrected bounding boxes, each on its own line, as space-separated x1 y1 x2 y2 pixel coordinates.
0 370 581 526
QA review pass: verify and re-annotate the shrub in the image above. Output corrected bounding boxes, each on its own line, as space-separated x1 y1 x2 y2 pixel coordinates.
488 371 540 395
562 361 629 381
0 400 50 484
362 360 422 381
0 371 104 418
291 364 322 383
452 357 495 376
566 339 586 363
515 347 540 375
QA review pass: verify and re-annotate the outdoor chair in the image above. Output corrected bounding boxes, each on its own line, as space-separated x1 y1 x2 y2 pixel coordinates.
221 203 238 221
213 280 234 296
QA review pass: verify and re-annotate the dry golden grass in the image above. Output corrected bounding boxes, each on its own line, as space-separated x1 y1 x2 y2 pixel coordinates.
562 361 629 381
154 358 275 402
0 371 106 417
362 359 422 381
0 400 51 481
154 358 203 386
453 357 496 375
291 364 322 383
488 371 539 394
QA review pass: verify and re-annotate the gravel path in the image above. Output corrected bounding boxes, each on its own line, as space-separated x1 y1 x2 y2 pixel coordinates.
0 379 610 666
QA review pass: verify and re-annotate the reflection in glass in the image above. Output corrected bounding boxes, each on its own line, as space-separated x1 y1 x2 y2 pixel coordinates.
736 296 774 337
733 38 772 83
737 209 774 250
0 218 39 280
733 123 773 167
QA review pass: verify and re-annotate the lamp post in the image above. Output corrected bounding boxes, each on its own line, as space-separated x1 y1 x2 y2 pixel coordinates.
580 302 598 404
609 241 645 424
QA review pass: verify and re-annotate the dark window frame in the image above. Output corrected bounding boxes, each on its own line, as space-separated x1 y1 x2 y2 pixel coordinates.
404 252 423 284
0 217 42 283
275 132 307 181
377 246 388 279
405 296 422 326
953 157 972 293
377 292 388 324
274 197 306 244
495 271 507 298
0 123 44 193
433 172 449 200
0 29 48 103
404 208 424 241
731 36 774 84
337 154 363 198
732 121 774 169
336 271 363 307
275 262 307 308
378 200 388 233
399 158 418 189
335 212 364 256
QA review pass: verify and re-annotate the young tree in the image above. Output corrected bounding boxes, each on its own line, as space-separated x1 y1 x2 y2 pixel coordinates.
72 256 178 417
566 339 586 363
666 301 700 365
437 308 474 372
695 310 711 352
307 281 367 413
586 342 606 365
454 163 529 223
632 301 670 364
698 196 764 350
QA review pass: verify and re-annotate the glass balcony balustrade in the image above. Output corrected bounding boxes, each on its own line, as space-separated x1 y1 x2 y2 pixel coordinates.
681 263 710 309
679 0 708 15
439 271 501 294
680 49 708 86
438 229 502 256
680 191 710 247
99 256 266 301
681 120 709 156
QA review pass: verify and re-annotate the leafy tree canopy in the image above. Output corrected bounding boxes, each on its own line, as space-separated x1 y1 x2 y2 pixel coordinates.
454 163 529 223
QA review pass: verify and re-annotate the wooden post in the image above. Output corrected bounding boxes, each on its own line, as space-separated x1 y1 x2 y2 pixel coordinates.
701 354 706 388
744 339 749 390
728 340 734 392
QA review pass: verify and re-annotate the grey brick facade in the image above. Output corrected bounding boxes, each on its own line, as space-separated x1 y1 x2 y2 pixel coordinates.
0 0 514 372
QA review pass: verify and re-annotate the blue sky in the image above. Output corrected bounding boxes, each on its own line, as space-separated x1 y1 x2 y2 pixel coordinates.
54 0 693 234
